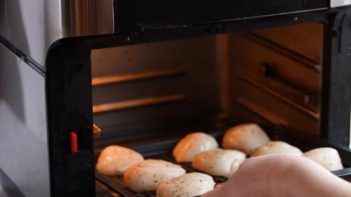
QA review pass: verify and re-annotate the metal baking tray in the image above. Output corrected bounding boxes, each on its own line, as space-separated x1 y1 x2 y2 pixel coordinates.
95 127 351 197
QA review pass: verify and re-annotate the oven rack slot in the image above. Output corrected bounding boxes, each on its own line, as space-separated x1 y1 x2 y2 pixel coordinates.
240 75 319 119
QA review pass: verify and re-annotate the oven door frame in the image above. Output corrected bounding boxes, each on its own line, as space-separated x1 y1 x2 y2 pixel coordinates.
46 7 351 196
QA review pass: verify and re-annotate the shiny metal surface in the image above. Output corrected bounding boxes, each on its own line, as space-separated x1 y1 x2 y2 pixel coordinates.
0 0 114 66
92 68 186 86
0 43 50 196
0 168 24 197
0 184 10 197
93 94 186 114
331 0 351 7
69 0 114 36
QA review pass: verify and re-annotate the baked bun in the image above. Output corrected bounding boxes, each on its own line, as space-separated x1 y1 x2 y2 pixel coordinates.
173 132 218 162
156 173 215 197
222 124 270 154
96 145 144 176
303 148 343 171
123 159 186 192
251 141 303 157
192 148 246 177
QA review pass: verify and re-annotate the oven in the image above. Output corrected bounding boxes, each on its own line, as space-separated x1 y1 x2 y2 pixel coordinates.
1 0 351 196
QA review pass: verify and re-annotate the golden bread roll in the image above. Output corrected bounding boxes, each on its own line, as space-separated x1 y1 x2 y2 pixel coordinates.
192 148 246 177
156 172 215 197
96 145 144 176
303 148 343 171
173 132 218 162
123 159 186 192
251 141 303 157
222 124 270 154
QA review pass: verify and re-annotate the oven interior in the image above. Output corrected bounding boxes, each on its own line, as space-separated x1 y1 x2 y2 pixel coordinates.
90 22 350 196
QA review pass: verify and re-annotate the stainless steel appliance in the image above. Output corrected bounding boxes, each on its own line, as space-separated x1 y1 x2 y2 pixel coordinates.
1 0 351 196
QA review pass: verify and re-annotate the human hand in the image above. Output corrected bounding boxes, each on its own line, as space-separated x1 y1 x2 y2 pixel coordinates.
203 155 351 197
